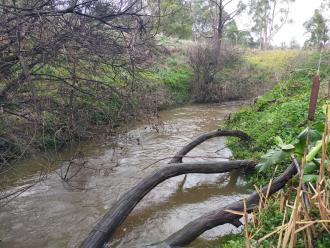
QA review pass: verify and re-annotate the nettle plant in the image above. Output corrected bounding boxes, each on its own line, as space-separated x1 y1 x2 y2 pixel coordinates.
257 104 330 184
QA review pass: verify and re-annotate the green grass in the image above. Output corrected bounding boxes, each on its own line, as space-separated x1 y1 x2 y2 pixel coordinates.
246 49 301 69
224 50 330 163
220 49 330 247
158 64 192 103
147 55 193 104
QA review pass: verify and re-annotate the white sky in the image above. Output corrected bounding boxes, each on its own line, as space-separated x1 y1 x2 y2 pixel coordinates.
228 0 329 46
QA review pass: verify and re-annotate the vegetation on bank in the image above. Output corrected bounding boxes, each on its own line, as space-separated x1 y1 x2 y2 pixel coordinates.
147 49 193 105
221 50 330 247
0 36 289 166
225 50 330 177
2 0 327 168
246 49 301 70
1 1 329 247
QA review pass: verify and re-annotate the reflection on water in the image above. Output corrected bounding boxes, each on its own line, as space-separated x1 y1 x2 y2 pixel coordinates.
0 102 249 248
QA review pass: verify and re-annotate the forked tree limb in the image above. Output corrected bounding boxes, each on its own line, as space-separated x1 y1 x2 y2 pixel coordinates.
154 163 298 247
169 129 250 189
81 129 252 248
80 160 256 248
169 129 251 163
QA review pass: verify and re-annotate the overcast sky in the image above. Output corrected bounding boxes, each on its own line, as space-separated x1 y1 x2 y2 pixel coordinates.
229 0 328 46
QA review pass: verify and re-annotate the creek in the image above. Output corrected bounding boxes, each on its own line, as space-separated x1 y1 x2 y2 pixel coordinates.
0 102 249 248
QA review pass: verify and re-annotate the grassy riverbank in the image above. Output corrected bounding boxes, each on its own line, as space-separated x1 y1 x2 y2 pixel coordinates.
0 47 191 166
221 50 330 247
1 39 297 167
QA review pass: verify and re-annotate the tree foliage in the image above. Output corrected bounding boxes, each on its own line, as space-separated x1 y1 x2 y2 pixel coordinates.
191 0 212 38
303 9 329 49
191 0 246 42
249 0 294 49
149 0 193 39
224 20 256 46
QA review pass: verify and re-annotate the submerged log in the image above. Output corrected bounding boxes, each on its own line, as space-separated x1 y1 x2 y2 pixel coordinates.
157 162 298 247
169 129 251 163
80 160 256 248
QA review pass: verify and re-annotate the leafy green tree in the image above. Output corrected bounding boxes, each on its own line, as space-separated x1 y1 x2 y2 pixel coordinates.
209 0 246 52
191 0 246 43
191 0 212 39
224 20 240 43
249 0 295 49
149 0 193 39
224 20 256 47
303 9 329 49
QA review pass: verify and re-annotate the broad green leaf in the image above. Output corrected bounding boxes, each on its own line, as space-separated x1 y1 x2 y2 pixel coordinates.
304 162 318 174
293 138 305 155
295 128 322 155
297 128 322 144
302 174 319 183
274 136 284 147
256 149 289 172
313 159 329 166
312 121 324 133
281 144 295 150
306 140 322 162
274 136 294 151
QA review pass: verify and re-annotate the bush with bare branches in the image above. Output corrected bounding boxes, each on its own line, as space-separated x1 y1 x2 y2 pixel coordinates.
188 42 273 102
0 0 161 166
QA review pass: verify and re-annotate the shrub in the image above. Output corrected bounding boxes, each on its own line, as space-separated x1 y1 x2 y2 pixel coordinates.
187 42 244 102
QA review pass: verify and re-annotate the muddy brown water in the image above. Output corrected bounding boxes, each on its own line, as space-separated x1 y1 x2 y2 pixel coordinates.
0 103 250 248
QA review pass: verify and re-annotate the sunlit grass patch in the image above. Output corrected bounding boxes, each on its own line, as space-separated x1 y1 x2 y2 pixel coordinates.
246 49 301 69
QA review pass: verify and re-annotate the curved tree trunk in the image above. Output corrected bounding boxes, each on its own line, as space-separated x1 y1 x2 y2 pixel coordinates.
169 129 251 163
155 163 298 247
80 160 256 248
169 129 250 189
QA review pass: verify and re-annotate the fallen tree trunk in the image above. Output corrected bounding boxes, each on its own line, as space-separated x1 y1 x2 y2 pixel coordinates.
80 160 256 248
168 129 250 190
169 129 251 163
155 162 298 247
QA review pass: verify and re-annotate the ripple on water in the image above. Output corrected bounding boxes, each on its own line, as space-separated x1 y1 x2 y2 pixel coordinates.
0 103 249 248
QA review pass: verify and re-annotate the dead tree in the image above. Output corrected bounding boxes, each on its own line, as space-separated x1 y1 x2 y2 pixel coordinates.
155 162 298 247
170 129 250 163
80 160 256 248
80 129 298 248
80 129 253 248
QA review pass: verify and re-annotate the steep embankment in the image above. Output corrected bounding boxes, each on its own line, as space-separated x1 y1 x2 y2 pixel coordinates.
221 50 330 247
1 39 288 166
0 40 193 166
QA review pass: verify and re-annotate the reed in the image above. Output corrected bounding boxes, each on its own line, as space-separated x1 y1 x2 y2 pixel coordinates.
241 72 330 247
